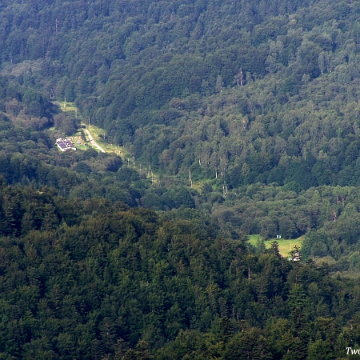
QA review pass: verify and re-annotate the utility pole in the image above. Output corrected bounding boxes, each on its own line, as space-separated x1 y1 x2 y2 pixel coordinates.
241 68 244 86
189 169 193 188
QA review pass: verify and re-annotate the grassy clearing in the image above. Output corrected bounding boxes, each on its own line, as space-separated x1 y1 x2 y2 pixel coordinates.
247 234 304 257
69 130 88 151
81 122 161 184
52 101 129 156
247 234 262 245
56 101 77 111
53 102 218 188
81 122 130 157
51 102 209 188
56 101 78 117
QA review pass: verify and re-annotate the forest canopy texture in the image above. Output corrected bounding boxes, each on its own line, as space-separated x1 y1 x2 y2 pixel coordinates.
1 0 360 358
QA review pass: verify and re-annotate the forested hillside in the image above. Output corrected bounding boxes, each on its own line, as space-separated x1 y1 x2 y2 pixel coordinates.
1 181 360 359
2 0 360 358
1 0 360 190
2 0 360 186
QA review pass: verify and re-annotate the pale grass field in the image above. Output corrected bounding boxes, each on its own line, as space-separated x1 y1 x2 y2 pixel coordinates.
247 234 303 257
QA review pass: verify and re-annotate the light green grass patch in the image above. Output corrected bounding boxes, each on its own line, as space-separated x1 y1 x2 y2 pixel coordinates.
52 101 128 155
82 123 128 157
247 234 262 245
247 234 304 257
56 101 78 114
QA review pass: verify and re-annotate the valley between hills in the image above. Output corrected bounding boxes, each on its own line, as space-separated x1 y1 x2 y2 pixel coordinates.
0 0 360 358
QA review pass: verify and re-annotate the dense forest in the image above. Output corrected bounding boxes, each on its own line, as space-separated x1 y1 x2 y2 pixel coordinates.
1 0 360 187
1 181 360 359
1 0 360 358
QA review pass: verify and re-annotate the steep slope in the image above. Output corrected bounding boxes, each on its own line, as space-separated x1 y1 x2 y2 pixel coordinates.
2 0 360 270
1 0 359 188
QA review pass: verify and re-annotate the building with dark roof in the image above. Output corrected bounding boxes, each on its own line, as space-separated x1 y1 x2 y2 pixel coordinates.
56 138 76 152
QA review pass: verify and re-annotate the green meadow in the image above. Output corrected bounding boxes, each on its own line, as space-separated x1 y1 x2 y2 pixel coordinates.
247 234 303 258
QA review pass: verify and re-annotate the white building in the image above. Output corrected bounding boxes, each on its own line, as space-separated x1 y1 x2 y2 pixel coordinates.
56 138 76 152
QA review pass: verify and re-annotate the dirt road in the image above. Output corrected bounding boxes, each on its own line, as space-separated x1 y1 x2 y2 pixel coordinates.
84 128 106 153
